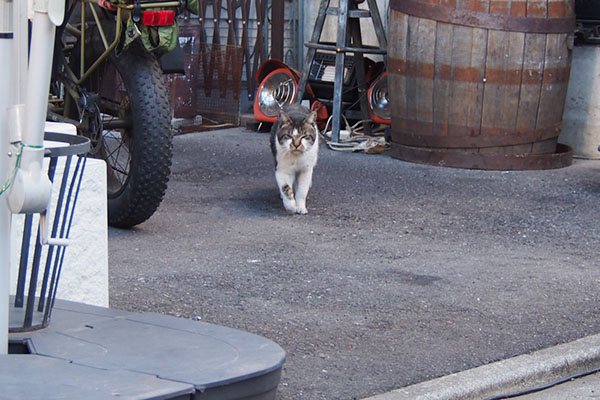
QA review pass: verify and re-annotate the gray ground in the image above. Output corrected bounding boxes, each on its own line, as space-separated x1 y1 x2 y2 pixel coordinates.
108 127 600 400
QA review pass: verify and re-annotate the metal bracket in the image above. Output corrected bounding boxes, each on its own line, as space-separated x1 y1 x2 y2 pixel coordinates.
132 1 143 23
39 209 70 247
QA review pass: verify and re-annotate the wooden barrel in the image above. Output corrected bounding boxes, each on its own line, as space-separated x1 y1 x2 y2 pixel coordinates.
388 0 575 170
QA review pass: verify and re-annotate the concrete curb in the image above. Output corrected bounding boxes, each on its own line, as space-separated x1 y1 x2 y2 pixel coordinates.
362 334 600 400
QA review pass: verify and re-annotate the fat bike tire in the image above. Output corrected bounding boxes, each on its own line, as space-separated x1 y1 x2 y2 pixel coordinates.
102 46 173 228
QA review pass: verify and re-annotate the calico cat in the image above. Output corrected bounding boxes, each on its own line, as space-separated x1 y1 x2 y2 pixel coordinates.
270 104 319 215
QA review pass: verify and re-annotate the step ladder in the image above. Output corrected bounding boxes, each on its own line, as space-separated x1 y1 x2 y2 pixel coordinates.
295 0 387 143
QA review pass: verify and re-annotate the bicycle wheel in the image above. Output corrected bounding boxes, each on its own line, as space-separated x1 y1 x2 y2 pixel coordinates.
93 44 173 228
52 10 173 228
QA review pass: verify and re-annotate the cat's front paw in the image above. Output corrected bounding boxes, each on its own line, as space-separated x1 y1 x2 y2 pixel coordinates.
295 206 308 215
283 201 297 214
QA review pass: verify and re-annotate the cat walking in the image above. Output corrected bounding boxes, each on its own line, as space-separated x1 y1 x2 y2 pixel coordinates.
270 104 319 215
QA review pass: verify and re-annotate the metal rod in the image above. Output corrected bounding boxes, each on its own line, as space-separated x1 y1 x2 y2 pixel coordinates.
295 0 304 70
23 221 43 328
77 6 124 85
80 1 86 78
349 1 371 136
14 214 33 308
118 0 181 8
330 0 349 143
103 117 133 130
43 155 74 318
304 42 386 54
89 3 109 50
37 157 59 312
366 0 387 59
45 156 86 322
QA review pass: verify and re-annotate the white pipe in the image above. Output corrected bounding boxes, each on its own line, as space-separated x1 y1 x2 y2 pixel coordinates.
12 0 27 104
6 0 62 215
24 3 56 148
0 0 14 356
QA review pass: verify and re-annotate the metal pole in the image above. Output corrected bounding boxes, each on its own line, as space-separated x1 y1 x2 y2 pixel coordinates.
295 0 303 70
331 0 349 143
0 0 14 355
270 0 284 61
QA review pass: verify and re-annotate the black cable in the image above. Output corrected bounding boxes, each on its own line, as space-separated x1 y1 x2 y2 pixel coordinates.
484 364 600 400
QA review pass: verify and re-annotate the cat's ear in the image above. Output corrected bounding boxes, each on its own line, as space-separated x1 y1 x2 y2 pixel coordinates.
278 109 293 127
304 110 317 126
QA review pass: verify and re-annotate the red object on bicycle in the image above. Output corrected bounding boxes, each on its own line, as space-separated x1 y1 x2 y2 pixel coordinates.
142 10 176 26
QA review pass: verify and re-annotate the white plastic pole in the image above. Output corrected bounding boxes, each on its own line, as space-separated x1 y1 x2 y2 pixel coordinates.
26 0 64 142
24 1 57 149
5 0 61 216
12 0 27 104
0 0 14 355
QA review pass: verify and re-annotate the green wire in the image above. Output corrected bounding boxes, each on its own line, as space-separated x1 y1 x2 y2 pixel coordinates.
0 142 45 197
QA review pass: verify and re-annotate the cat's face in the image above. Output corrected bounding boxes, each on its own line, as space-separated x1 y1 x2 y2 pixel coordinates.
276 110 318 154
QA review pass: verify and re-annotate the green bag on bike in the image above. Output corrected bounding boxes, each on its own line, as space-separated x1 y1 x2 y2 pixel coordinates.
120 13 179 54
140 23 179 53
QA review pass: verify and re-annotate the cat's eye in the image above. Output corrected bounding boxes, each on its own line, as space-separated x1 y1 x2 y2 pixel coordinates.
300 128 314 137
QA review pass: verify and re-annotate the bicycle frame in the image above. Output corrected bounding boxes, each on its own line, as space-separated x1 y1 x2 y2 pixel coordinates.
59 0 180 121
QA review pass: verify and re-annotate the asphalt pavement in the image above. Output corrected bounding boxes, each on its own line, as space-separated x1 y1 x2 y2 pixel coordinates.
107 127 600 400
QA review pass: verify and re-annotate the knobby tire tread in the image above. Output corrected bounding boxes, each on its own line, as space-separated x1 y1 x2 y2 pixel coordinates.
107 45 173 228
